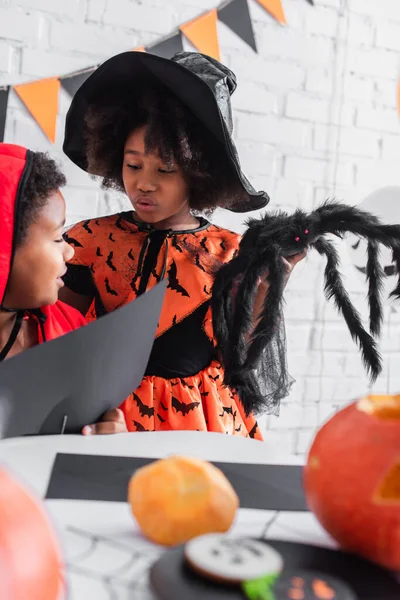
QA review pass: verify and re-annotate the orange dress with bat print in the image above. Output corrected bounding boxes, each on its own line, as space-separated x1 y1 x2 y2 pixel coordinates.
63 212 262 440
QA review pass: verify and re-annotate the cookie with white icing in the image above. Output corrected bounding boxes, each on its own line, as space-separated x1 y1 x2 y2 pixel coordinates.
184 533 283 584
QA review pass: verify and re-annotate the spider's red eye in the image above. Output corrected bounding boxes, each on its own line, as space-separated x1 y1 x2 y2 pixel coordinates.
305 229 309 234
295 236 300 242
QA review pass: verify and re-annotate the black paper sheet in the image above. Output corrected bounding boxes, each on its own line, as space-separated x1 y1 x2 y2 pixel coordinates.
150 539 400 599
0 281 166 438
45 452 308 511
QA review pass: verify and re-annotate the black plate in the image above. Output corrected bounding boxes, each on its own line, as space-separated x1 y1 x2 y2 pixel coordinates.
150 539 400 600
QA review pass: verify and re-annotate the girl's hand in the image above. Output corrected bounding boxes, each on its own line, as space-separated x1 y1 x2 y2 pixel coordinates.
282 249 307 285
251 250 307 335
256 249 307 296
82 408 128 435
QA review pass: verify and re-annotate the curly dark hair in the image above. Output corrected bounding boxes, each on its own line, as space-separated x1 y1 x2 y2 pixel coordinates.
16 151 66 246
83 78 248 212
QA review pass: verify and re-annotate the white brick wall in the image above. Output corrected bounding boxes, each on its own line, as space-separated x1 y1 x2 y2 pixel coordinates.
1 0 400 455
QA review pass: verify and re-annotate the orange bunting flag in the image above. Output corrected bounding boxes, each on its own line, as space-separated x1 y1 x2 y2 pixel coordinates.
14 77 60 143
132 46 146 52
255 0 286 24
180 9 220 60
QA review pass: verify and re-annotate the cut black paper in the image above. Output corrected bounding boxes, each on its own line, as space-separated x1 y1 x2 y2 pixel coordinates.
0 86 10 142
218 0 257 52
150 540 400 599
61 67 97 98
45 453 308 511
147 33 184 59
0 281 166 438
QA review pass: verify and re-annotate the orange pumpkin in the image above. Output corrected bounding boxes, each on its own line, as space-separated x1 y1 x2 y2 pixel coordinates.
304 394 400 570
128 455 239 546
0 467 64 600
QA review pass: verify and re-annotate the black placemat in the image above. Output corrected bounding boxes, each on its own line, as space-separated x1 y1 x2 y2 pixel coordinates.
149 539 400 600
45 453 308 511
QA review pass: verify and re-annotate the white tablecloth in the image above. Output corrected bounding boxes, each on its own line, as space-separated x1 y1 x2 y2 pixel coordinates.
0 431 333 599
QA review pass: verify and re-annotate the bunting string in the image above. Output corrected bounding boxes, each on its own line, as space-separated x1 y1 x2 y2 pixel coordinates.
0 0 314 143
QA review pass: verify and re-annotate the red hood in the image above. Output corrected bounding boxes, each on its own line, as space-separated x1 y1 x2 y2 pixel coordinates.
0 143 32 304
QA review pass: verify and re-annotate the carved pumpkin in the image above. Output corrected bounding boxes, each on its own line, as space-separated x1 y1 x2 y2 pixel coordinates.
128 455 239 546
0 467 64 600
304 395 400 570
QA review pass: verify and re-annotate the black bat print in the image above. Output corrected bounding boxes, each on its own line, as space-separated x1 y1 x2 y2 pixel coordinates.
171 237 183 252
104 277 118 296
170 381 179 387
167 260 190 297
209 374 220 382
115 216 127 231
109 233 115 242
152 267 161 282
157 413 166 423
64 234 83 247
219 411 224 417
203 284 212 295
172 396 200 415
89 263 95 274
96 247 103 257
222 406 234 415
220 240 226 251
83 220 93 234
249 423 258 439
235 424 242 432
133 420 150 432
106 251 117 271
133 393 154 418
172 315 177 326
195 254 206 272
160 402 167 411
200 391 209 398
180 378 194 390
95 219 100 226
130 277 139 294
128 249 135 261
200 237 209 252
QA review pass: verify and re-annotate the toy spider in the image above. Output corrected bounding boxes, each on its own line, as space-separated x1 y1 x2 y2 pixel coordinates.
212 200 400 415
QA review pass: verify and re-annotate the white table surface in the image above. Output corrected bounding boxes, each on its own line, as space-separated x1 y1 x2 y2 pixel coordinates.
0 432 334 600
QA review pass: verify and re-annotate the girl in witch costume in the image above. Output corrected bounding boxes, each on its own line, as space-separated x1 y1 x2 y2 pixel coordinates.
0 143 127 435
60 51 305 440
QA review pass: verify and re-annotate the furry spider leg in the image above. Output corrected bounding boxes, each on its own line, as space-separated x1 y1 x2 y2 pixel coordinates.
389 245 400 300
315 201 400 250
225 254 272 381
366 240 384 337
314 236 381 381
212 254 249 369
242 247 288 372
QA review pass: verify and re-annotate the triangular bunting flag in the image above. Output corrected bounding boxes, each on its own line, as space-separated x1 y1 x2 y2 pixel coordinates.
132 46 146 52
147 32 184 59
218 0 257 52
180 9 220 60
0 86 10 143
14 78 60 143
61 67 96 98
255 0 286 24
